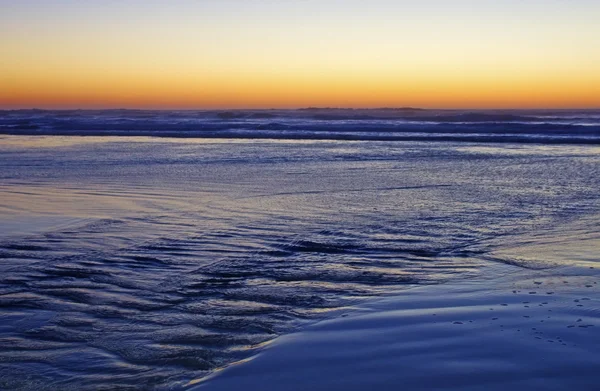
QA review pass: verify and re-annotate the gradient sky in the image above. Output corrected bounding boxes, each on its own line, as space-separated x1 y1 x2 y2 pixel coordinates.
1 0 599 109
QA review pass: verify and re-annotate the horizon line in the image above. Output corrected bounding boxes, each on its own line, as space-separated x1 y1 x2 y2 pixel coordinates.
2 106 600 112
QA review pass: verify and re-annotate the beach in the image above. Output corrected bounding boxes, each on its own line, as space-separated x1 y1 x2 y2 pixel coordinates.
196 262 599 390
1 126 599 389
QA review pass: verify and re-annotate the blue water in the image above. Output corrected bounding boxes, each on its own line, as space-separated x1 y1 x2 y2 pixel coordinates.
1 111 599 390
1 108 599 143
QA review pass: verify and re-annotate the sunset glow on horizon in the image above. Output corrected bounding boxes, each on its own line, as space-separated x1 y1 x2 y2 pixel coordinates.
2 0 599 109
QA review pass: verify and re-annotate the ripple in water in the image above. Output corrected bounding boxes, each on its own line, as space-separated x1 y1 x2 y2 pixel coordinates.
0 138 599 389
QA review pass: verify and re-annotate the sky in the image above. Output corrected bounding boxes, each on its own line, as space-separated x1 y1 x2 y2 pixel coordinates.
1 0 599 109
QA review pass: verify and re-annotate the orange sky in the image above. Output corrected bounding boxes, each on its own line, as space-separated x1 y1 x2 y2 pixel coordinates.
1 1 599 109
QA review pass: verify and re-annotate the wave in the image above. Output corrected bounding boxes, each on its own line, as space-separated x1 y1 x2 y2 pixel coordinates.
1 109 600 144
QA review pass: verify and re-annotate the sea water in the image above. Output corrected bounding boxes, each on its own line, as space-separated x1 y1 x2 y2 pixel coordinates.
1 109 599 389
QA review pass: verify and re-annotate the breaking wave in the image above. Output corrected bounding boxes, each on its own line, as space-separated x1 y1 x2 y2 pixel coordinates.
1 108 599 144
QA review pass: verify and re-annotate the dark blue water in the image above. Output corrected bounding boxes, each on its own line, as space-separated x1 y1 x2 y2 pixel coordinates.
1 108 599 143
1 115 599 390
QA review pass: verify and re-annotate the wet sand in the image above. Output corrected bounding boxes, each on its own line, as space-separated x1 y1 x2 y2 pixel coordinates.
196 263 599 390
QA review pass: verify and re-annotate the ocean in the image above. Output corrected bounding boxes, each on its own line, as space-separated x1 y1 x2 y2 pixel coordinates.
1 109 599 390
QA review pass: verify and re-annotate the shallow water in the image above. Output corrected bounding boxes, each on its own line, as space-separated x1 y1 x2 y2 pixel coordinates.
198 264 600 391
0 136 599 390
